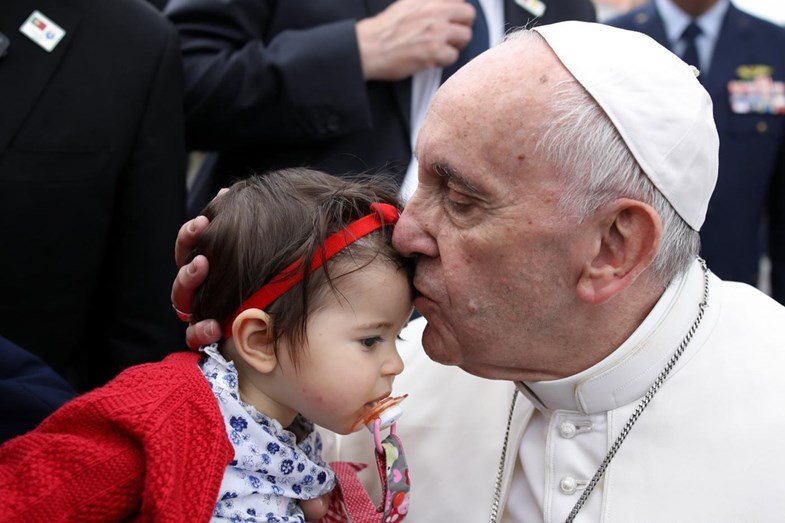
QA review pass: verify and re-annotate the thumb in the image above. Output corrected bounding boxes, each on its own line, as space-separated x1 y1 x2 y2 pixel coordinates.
301 493 330 521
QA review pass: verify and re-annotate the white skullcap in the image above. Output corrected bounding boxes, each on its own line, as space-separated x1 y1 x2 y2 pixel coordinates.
533 21 718 231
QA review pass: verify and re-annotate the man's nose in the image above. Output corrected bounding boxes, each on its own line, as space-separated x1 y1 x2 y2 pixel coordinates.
393 196 437 258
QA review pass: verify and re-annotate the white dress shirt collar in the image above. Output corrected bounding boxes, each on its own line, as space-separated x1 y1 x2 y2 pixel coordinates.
655 0 730 74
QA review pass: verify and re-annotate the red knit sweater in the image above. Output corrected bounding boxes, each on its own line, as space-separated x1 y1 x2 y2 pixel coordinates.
0 351 234 522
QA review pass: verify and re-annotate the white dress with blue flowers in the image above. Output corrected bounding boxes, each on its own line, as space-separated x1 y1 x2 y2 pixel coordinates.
200 345 336 522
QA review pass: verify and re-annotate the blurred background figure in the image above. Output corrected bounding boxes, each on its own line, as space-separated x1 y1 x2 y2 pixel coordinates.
147 0 170 10
593 0 646 21
165 0 596 217
0 0 187 392
607 0 785 304
0 336 75 443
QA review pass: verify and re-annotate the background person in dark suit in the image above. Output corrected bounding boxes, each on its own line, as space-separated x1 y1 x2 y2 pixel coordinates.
0 0 187 392
165 0 596 216
0 336 75 443
607 0 785 304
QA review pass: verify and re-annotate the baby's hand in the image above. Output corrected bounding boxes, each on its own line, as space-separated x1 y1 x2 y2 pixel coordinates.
301 494 330 521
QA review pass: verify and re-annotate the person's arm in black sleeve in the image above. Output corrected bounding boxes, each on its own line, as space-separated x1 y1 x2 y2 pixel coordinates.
165 0 372 150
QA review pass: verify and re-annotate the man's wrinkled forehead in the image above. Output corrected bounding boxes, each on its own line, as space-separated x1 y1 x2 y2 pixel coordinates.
427 35 565 137
416 43 565 196
439 33 558 99
432 37 568 143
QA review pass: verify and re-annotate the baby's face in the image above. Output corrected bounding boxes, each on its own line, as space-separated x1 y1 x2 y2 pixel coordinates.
272 257 413 434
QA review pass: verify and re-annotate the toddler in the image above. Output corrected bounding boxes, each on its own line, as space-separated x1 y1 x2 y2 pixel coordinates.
0 168 413 522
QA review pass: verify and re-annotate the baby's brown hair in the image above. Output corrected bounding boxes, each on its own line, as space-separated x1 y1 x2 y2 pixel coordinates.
187 168 412 367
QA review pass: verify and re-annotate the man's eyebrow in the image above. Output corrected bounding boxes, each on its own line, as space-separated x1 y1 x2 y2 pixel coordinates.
433 162 482 196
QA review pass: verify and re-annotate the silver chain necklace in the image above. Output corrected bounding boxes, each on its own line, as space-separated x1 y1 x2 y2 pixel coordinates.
488 259 710 523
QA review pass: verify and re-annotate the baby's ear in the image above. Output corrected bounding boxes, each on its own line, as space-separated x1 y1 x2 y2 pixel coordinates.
231 309 278 373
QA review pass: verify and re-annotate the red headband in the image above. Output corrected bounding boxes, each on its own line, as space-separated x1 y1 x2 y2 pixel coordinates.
223 202 400 339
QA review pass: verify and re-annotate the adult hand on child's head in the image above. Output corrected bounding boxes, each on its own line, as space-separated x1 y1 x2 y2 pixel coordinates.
172 214 221 349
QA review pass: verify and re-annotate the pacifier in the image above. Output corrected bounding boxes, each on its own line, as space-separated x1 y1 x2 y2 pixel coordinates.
328 395 411 522
351 394 408 454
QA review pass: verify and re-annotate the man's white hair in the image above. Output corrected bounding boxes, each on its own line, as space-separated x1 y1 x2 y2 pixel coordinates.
507 30 699 286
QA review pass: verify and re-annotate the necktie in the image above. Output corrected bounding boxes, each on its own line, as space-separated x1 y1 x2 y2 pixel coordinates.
441 0 489 82
679 21 702 72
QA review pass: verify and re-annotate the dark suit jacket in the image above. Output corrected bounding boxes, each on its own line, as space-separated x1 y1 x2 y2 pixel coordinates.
608 3 785 303
165 0 595 215
0 0 187 391
0 336 75 443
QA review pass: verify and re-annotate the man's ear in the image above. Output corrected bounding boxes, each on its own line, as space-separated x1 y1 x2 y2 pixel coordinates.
576 199 662 305
231 309 278 374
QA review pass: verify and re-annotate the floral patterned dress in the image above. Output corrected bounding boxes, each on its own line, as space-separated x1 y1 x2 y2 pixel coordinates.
200 345 336 522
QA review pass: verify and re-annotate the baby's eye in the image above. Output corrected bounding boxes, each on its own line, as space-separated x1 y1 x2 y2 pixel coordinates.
360 336 383 348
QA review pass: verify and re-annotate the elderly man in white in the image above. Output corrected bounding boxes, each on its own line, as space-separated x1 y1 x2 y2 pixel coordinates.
173 21 785 522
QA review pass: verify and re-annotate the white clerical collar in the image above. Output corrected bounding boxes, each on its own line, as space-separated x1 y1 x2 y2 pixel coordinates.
518 259 711 414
